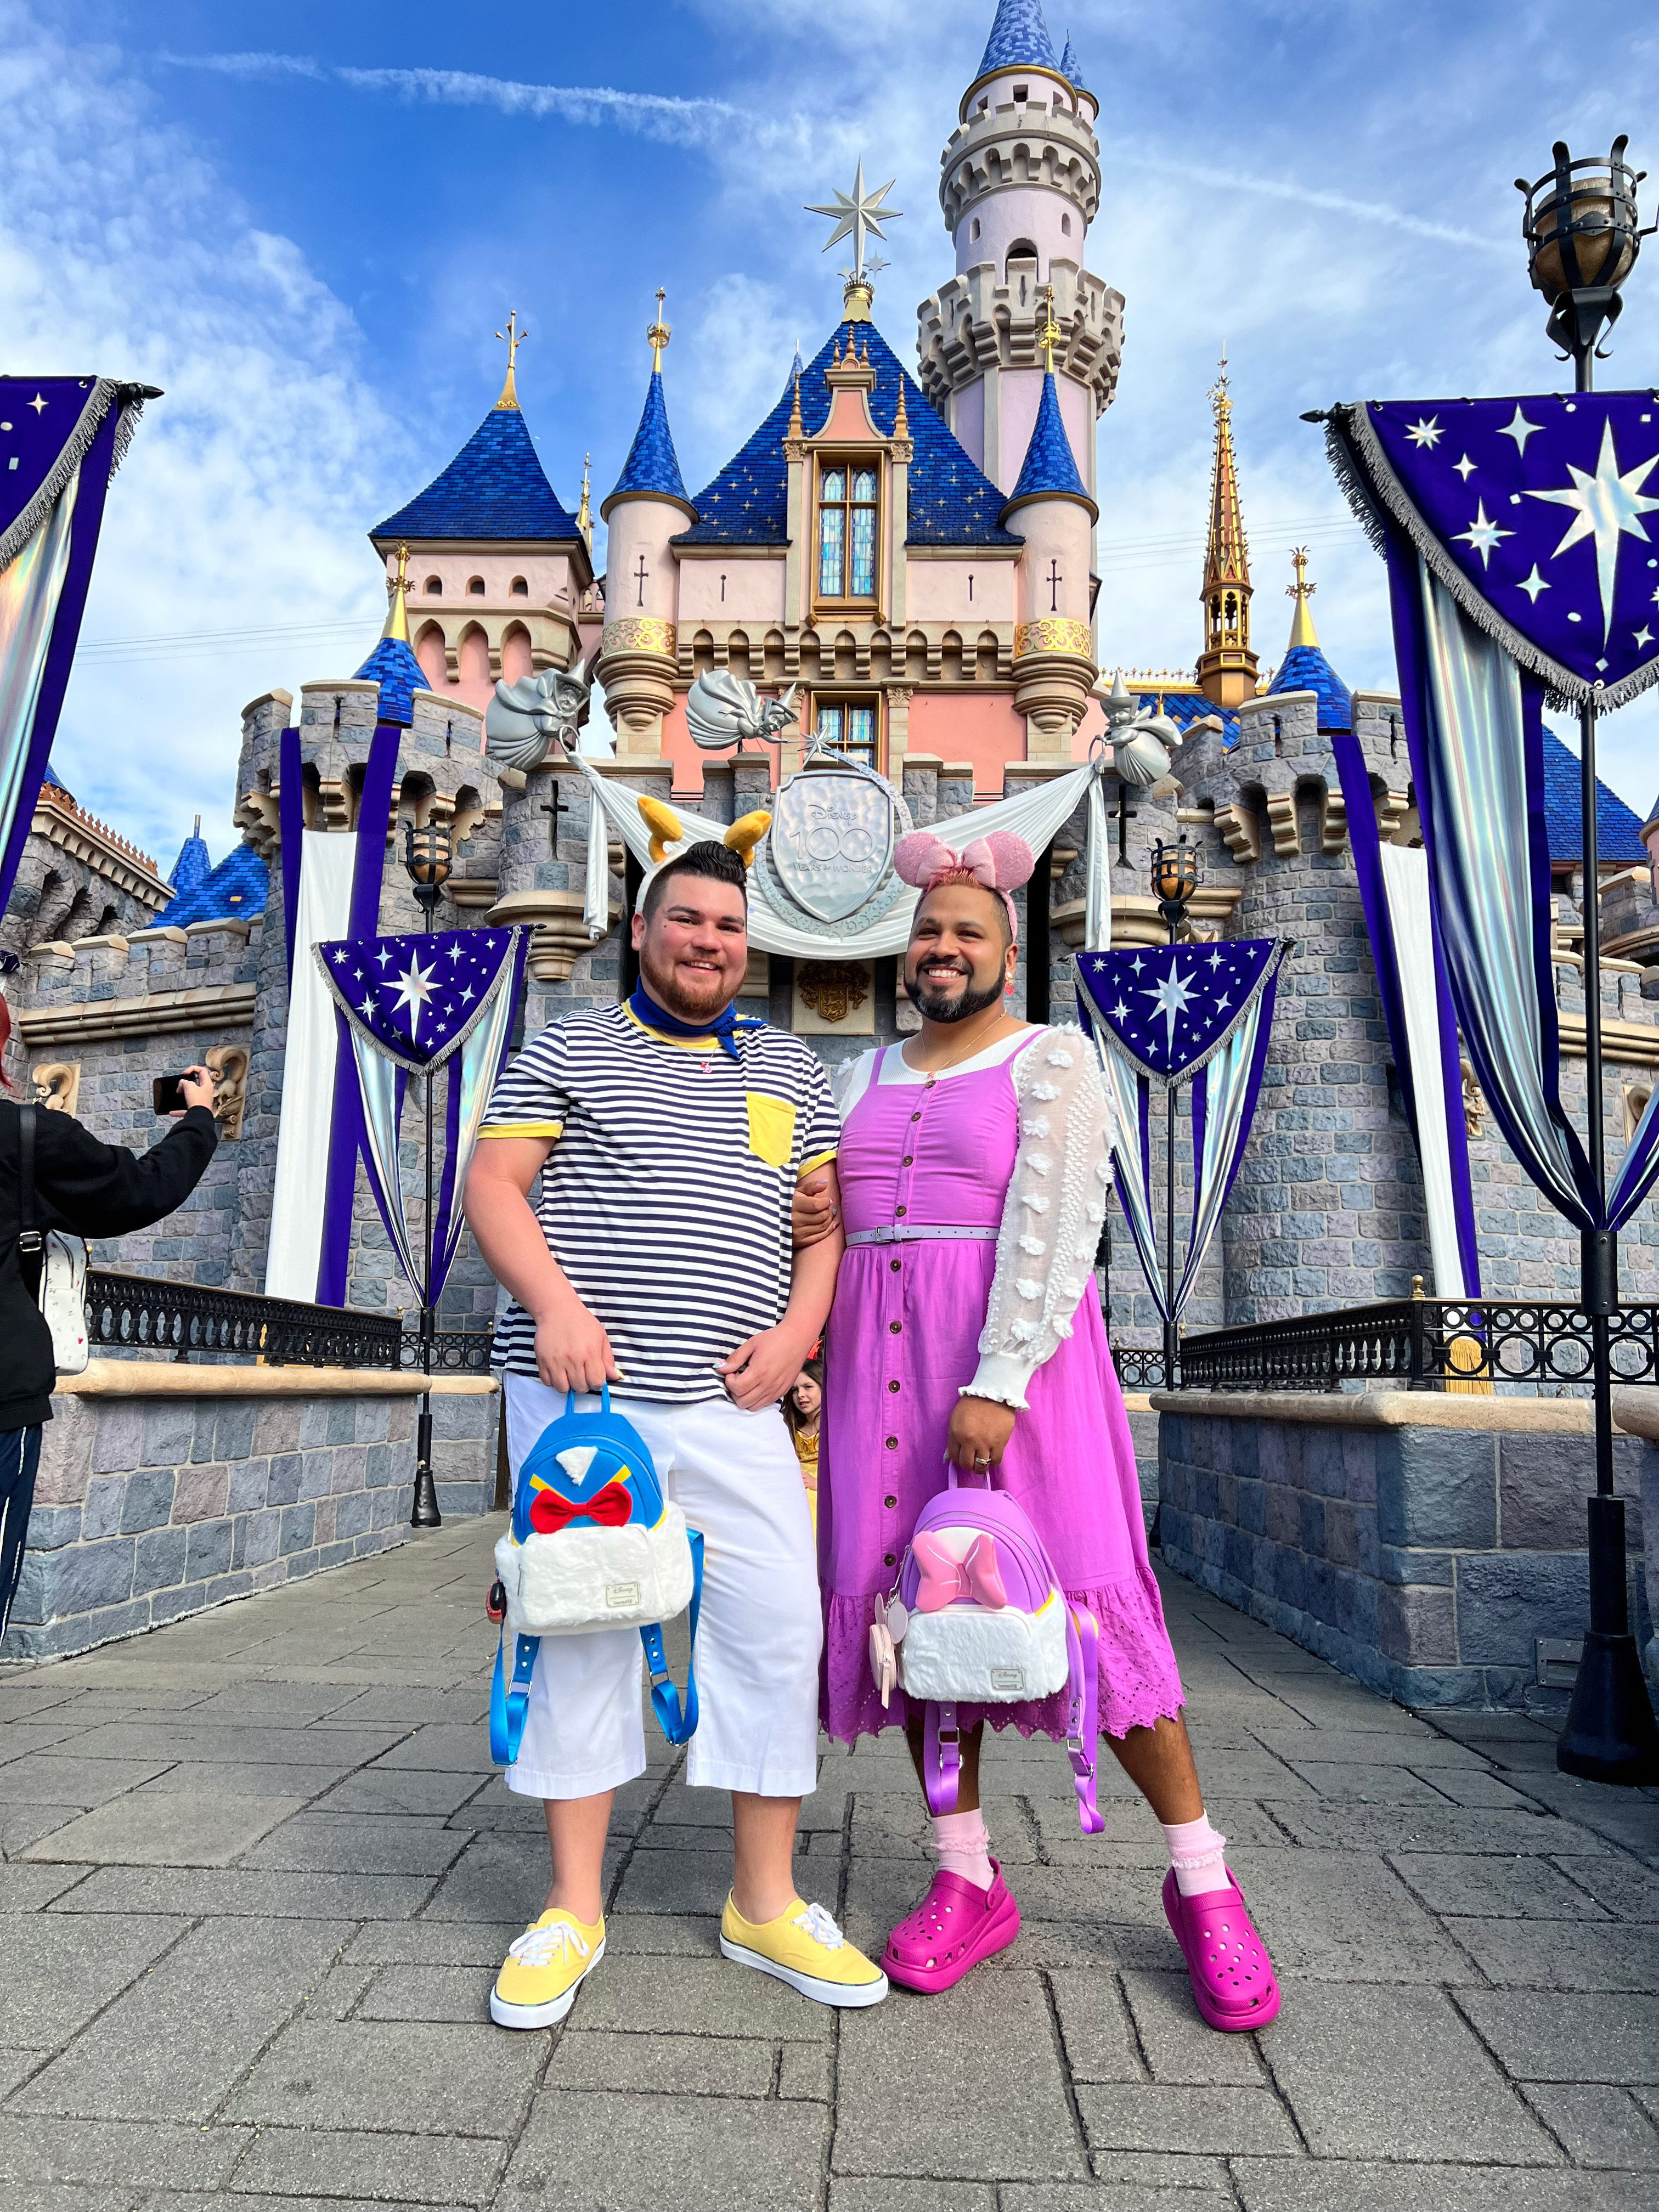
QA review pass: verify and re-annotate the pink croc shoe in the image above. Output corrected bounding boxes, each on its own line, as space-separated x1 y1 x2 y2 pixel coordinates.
882 1861 1021 1994
1161 1866 1281 2032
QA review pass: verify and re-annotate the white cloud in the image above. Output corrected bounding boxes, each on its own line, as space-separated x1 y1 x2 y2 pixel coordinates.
1 3 400 871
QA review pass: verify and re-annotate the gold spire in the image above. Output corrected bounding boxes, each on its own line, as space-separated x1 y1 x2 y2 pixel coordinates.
1285 545 1320 650
493 310 527 410
1037 284 1062 376
892 376 909 440
383 542 411 643
647 288 671 374
787 373 804 440
1194 349 1259 710
576 452 593 552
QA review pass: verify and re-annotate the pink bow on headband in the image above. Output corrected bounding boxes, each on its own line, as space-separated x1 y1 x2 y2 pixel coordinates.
912 1531 1009 1615
893 829 1035 941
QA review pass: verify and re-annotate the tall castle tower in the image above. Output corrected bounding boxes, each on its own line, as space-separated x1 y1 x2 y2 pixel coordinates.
1194 360 1259 710
916 0 1124 503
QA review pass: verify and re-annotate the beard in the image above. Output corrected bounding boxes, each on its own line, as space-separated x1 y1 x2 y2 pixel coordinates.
907 959 1006 1025
639 945 735 1023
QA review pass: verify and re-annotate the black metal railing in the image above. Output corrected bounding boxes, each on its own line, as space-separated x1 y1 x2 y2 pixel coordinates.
85 1269 492 1373
1107 1340 1171 1391
1171 1295 1659 1395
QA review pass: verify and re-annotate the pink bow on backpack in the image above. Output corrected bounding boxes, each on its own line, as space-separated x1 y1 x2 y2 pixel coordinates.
912 1531 1009 1613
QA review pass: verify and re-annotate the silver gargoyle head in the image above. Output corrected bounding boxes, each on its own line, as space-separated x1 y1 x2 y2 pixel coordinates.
484 666 591 774
685 671 800 754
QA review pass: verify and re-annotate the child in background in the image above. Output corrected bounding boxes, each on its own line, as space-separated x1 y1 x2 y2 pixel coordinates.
784 1358 823 1528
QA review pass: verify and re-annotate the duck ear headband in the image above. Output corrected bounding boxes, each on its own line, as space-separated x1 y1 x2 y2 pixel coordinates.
893 830 1035 943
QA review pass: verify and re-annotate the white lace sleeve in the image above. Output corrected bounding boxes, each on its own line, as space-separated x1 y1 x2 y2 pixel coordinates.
966 1025 1114 1411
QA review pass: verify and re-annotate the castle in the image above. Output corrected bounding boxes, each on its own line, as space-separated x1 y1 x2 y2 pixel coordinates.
8 0 1659 1417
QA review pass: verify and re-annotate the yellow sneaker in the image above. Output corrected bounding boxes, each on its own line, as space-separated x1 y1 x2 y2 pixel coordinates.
719 1894 889 2009
490 1908 606 2029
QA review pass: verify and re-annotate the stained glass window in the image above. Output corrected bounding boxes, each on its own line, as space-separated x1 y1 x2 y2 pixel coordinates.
817 462 879 599
813 698 878 768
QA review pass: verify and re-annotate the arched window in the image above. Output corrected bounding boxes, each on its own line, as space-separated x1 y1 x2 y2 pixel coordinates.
970 217 981 241
509 575 528 596
1060 212 1072 236
424 575 443 595
1006 240 1039 305
817 463 879 600
466 575 486 596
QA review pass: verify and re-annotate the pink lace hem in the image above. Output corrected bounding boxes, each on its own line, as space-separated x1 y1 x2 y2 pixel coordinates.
821 1562 1186 1747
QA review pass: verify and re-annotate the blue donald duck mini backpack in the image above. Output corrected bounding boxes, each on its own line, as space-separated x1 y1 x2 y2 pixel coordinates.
489 1386 704 1765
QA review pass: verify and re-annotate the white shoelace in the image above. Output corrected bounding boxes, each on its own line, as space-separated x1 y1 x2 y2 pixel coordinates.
792 1901 845 1951
510 1920 592 1971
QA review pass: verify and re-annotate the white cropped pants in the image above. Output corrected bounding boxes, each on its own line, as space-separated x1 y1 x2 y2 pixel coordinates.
500 1375 822 1801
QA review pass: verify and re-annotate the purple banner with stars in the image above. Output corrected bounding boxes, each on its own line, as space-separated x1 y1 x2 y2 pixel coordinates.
1328 393 1659 709
1073 939 1287 1084
314 927 521 1073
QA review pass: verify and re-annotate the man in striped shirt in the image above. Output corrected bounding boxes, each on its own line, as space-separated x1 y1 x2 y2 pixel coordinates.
465 840 887 2024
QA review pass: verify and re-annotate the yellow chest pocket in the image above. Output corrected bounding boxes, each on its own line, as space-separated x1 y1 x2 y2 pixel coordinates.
746 1092 797 1169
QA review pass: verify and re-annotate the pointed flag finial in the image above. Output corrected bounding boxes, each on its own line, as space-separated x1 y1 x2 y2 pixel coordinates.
383 541 412 643
577 452 593 551
494 311 527 410
1285 546 1320 650
647 288 672 373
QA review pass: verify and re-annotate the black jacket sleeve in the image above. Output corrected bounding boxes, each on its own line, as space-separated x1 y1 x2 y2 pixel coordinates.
33 1104 219 1237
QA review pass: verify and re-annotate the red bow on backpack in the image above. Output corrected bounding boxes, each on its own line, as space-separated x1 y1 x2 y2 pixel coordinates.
529 1478 633 1534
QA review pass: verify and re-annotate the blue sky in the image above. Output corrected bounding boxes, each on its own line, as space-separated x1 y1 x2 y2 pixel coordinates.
5 0 1657 874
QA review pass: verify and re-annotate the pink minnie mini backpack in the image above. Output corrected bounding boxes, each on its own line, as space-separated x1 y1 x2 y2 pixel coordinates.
871 1467 1104 1835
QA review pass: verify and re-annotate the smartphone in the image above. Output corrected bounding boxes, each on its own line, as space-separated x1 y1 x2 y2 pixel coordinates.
153 1074 188 1116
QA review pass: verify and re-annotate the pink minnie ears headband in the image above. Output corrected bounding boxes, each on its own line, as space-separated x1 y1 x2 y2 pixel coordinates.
893 829 1035 943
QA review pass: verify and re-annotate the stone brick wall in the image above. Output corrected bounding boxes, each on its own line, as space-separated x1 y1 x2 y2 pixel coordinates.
1 1374 499 1663
1156 1394 1652 1711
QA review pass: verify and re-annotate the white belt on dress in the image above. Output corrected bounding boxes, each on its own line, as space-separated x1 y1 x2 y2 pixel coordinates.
844 1224 999 1245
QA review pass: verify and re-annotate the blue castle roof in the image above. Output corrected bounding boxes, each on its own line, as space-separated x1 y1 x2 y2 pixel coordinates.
1059 32 1082 84
1542 725 1649 867
1006 371 1092 516
353 633 429 728
1268 642 1353 733
158 841 268 929
169 823 211 894
1132 689 1241 746
676 321 1019 551
975 0 1059 77
40 761 72 806
372 404 581 544
605 369 693 517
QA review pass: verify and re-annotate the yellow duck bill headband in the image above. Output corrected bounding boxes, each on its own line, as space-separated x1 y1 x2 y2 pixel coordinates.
636 793 771 868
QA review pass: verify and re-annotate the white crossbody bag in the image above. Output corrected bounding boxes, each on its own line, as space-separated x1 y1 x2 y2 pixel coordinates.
17 1104 89 1376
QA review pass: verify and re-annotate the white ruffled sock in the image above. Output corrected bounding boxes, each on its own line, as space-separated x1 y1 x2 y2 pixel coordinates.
931 1809 994 1891
1160 1812 1228 1897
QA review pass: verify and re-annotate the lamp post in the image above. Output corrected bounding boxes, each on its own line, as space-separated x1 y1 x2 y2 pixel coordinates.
1149 836 1200 1391
403 820 453 1532
1516 139 1659 1785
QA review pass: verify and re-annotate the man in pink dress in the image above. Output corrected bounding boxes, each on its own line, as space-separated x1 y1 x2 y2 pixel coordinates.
799 830 1281 2028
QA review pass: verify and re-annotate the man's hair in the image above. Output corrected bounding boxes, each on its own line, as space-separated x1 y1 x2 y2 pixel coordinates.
641 839 749 922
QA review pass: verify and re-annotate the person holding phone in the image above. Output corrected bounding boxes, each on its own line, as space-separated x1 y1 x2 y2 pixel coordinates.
0 1002 218 1645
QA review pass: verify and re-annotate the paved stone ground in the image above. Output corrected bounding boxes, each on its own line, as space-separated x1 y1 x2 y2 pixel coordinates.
2 1515 1658 2212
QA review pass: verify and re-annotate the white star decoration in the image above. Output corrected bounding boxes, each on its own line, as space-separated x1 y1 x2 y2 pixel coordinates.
27 393 46 415
1517 565 1550 603
1454 454 1476 481
386 955 437 1041
804 160 901 278
1637 627 1656 651
1142 963 1196 1058
1110 999 1130 1022
1406 416 1442 449
1498 406 1541 455
1454 500 1513 568
1527 419 1659 642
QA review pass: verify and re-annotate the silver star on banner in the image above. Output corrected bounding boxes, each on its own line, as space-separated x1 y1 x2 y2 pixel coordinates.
805 161 901 279
1527 418 1659 642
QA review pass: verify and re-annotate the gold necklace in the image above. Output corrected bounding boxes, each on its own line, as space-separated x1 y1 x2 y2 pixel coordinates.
903 1017 1025 1078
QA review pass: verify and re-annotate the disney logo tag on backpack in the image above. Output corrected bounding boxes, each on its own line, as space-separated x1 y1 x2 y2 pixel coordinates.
490 1387 704 1766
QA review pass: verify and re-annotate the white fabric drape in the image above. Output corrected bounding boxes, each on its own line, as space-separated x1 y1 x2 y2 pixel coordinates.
0 466 77 874
264 834 357 1300
573 754 1108 961
1378 840 1472 1297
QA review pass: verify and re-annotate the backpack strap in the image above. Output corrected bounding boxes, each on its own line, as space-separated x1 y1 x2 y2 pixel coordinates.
922 1699 961 1815
489 1629 541 1767
639 1528 704 1746
1064 1605 1104 1835
16 1103 42 1299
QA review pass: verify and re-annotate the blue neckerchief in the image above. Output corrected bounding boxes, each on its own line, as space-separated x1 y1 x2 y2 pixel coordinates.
628 985 761 1061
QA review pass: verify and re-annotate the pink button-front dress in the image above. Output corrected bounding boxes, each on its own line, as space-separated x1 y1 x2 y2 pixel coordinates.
819 1034 1186 1745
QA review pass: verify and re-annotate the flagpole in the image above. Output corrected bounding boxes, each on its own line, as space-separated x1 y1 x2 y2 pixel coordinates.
403 823 450 1532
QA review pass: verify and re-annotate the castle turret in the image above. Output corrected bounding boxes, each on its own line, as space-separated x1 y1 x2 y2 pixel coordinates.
1003 300 1098 756
596 294 697 758
353 543 431 726
1267 548 1352 731
370 313 592 712
917 0 1121 501
1194 360 1260 711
